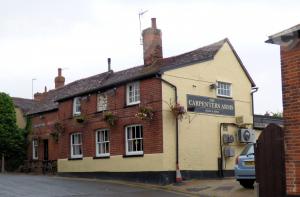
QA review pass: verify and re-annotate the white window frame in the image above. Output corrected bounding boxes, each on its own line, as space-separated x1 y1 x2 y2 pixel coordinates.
32 139 38 160
95 129 110 157
73 97 81 116
97 93 108 112
70 133 83 158
216 81 232 98
125 124 143 156
126 82 140 105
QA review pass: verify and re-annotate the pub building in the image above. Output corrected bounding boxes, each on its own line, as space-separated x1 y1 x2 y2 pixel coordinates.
24 18 258 184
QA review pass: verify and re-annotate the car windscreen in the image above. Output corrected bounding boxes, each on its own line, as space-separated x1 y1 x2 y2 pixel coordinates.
240 144 254 156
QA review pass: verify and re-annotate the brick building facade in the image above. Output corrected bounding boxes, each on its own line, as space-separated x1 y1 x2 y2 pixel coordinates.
22 18 256 184
267 24 300 195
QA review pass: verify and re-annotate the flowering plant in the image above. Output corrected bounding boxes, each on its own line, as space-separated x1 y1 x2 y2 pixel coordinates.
103 111 118 127
170 103 186 120
74 115 85 123
135 106 154 121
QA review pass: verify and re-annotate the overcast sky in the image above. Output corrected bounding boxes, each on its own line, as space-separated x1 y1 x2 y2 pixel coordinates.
0 0 299 114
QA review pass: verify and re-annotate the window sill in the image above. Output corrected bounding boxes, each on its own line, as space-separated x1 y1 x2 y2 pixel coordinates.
124 103 140 108
216 95 233 99
73 113 81 117
68 157 83 160
123 154 144 158
93 156 110 159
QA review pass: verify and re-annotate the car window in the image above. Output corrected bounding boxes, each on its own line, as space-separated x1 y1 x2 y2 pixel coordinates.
240 144 254 155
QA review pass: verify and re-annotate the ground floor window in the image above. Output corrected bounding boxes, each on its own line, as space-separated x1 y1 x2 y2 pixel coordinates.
70 133 83 158
96 129 110 157
32 139 38 160
125 125 143 155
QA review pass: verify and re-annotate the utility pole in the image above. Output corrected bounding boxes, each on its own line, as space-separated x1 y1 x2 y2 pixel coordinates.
32 78 36 99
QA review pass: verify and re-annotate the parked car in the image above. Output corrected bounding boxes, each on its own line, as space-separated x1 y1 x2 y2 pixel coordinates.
234 143 255 188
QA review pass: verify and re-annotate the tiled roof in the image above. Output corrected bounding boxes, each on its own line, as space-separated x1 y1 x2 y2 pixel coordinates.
26 38 255 115
266 24 300 44
12 97 38 113
56 38 227 101
253 114 283 129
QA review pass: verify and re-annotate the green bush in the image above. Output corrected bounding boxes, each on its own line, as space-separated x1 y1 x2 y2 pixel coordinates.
0 92 26 171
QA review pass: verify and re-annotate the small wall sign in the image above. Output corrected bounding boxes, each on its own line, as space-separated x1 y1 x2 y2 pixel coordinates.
187 94 235 116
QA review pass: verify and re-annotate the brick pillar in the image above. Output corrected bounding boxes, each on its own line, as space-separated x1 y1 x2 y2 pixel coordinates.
281 42 300 194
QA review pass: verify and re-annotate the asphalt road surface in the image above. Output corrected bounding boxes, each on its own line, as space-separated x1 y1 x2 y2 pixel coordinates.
0 174 187 197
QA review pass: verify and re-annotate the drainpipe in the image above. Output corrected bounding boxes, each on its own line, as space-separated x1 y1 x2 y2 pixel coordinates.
251 87 259 125
1 153 4 173
156 75 182 182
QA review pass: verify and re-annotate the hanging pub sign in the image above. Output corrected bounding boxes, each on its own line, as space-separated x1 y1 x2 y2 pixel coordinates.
187 94 235 116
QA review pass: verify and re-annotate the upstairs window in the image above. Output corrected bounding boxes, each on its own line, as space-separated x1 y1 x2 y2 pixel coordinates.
125 125 143 156
96 129 110 157
126 82 140 105
97 93 107 112
32 139 38 160
70 133 83 158
217 82 232 98
73 97 81 116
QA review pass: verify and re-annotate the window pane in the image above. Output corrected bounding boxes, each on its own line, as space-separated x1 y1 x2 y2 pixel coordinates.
126 125 143 154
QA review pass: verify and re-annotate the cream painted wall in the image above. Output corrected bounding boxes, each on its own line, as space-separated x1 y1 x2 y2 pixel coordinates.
162 42 257 171
15 107 26 129
59 154 173 172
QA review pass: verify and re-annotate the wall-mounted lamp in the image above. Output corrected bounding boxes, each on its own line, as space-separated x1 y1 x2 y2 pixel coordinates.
210 83 217 89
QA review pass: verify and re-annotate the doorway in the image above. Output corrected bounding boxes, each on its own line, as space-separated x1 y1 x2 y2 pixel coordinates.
43 139 49 161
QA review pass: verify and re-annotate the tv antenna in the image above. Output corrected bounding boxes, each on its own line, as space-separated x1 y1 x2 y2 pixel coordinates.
139 9 148 45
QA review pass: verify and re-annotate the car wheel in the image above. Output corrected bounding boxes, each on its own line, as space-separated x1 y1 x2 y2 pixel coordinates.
239 180 254 189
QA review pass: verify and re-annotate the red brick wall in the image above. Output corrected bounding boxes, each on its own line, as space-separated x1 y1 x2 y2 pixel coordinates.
281 42 300 194
57 77 163 159
28 111 59 161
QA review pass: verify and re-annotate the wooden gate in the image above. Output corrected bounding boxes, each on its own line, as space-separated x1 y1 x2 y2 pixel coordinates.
255 123 286 197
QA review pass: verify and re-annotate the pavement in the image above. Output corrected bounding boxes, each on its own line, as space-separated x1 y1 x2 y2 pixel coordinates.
166 178 255 197
0 173 255 197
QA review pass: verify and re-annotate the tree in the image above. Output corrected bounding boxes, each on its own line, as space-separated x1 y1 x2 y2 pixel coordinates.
264 111 283 118
0 92 26 171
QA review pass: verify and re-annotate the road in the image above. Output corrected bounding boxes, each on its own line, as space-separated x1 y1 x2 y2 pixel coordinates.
0 174 188 197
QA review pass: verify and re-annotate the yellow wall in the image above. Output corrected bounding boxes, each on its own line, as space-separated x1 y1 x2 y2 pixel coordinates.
162 42 257 171
15 107 26 129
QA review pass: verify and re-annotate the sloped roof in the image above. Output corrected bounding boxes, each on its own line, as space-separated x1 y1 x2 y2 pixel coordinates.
27 38 255 115
56 38 228 101
12 97 38 113
266 24 300 45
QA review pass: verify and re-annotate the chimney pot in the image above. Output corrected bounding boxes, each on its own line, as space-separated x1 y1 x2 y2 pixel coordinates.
151 18 157 29
108 58 111 72
58 68 62 76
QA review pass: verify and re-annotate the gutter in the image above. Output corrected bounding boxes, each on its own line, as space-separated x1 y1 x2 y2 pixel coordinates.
156 75 181 182
251 87 259 125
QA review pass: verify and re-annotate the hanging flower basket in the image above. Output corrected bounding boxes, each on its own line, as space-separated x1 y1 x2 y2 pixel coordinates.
50 131 59 143
74 115 85 123
103 111 118 127
170 103 186 120
135 106 154 121
50 122 65 143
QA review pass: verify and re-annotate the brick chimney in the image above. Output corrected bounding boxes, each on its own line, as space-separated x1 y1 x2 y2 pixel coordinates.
55 68 65 89
142 18 163 66
266 24 300 194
